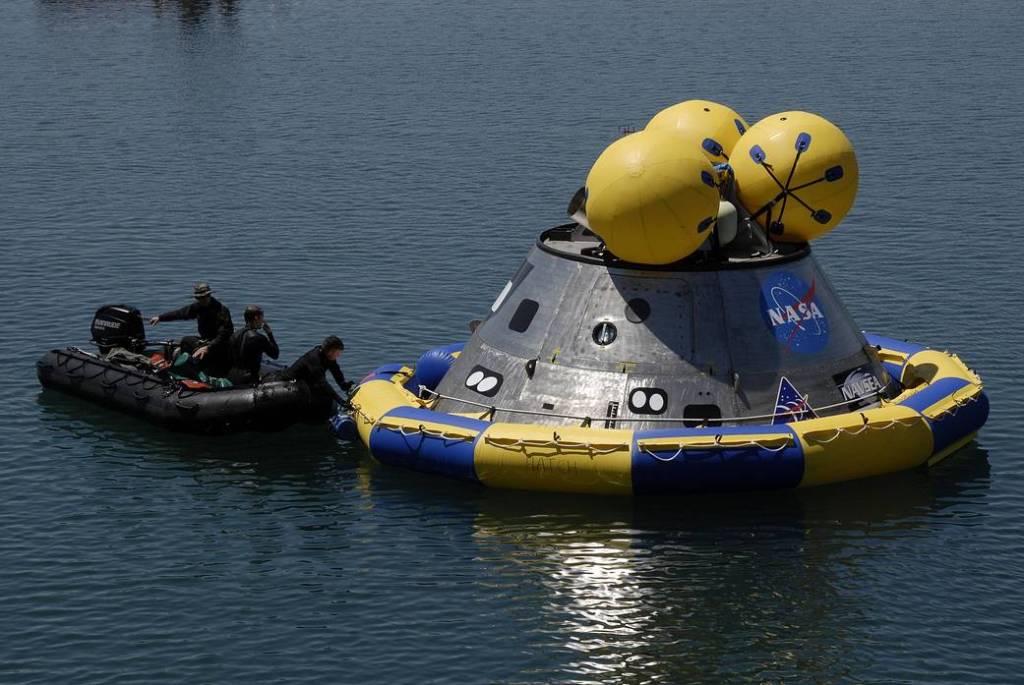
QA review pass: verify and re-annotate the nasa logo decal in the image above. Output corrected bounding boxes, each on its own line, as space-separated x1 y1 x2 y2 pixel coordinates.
833 365 884 408
760 271 829 353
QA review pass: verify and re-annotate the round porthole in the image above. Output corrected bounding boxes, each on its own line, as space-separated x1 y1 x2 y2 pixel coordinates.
625 298 650 323
592 321 617 346
629 389 647 409
648 393 665 412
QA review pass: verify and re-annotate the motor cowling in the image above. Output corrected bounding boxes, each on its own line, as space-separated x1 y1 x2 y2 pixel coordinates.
91 304 146 354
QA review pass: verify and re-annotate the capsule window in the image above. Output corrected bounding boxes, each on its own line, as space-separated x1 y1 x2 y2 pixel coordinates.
508 299 540 333
628 387 667 415
624 298 650 323
465 366 503 397
683 404 722 427
489 261 534 313
592 321 617 346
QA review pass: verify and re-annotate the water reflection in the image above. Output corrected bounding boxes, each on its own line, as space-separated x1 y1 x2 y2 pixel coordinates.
152 0 238 24
332 443 991 682
38 0 239 25
36 388 344 467
465 451 991 683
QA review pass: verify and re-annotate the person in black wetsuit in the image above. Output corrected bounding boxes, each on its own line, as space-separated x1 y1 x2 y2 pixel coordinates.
280 335 353 415
227 305 279 385
148 282 234 377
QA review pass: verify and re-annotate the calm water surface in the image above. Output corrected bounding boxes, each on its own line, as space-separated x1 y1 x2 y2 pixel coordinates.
2 1 1023 683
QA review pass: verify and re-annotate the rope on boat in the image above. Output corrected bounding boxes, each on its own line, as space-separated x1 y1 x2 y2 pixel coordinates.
638 437 793 462
483 434 628 457
926 387 984 420
802 414 921 445
636 431 797 462
386 423 475 443
348 401 376 426
801 386 984 445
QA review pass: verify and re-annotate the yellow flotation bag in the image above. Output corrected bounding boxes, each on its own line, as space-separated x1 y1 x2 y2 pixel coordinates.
645 99 750 164
731 111 859 243
584 129 720 265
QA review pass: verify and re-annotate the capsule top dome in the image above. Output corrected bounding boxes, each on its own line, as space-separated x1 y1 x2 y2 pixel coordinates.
584 129 720 265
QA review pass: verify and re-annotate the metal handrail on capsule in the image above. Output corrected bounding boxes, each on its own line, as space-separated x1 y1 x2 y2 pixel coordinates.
416 385 893 427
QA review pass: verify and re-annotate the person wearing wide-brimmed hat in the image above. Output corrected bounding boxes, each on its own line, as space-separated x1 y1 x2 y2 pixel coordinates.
149 282 235 376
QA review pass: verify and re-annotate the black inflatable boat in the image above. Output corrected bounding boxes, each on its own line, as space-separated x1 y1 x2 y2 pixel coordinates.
36 305 330 434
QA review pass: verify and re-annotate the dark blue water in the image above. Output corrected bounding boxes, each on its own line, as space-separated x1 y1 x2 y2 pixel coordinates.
2 1 1023 682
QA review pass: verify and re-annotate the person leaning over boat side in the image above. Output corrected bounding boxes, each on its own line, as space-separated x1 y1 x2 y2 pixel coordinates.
280 335 354 413
227 305 279 385
148 281 234 376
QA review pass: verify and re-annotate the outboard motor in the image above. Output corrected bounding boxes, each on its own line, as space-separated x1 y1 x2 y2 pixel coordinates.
91 304 146 354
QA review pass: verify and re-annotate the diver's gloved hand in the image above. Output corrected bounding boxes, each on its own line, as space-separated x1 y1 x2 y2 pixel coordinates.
342 380 355 392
